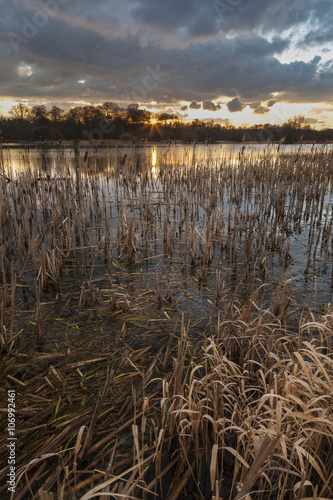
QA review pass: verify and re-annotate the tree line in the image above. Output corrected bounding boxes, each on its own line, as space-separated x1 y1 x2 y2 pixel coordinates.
1 102 332 143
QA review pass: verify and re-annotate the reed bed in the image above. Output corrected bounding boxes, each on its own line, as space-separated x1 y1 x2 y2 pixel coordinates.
0 143 333 498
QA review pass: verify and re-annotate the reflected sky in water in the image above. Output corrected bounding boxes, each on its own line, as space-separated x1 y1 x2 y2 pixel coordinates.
2 142 333 178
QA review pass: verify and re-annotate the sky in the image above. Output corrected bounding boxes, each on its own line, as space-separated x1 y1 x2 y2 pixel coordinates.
0 0 333 127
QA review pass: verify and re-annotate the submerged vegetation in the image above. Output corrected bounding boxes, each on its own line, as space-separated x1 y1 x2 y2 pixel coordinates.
1 143 333 499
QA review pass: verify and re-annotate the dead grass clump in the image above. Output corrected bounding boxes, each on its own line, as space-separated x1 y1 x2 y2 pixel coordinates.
158 308 333 499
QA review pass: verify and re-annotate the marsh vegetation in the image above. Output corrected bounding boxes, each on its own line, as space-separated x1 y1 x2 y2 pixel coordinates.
1 142 333 499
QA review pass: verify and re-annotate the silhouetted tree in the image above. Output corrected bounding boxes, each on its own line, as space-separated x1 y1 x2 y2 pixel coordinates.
101 102 121 119
31 105 48 124
66 107 83 124
127 104 151 124
9 103 30 121
49 105 64 122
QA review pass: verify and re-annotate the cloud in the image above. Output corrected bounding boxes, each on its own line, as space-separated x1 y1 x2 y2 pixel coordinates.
255 106 270 115
1 23 331 106
202 100 220 111
227 98 244 113
298 18 333 47
250 102 270 115
130 0 327 41
180 105 188 111
304 117 319 124
189 101 201 109
202 117 230 125
131 0 220 40
0 0 332 115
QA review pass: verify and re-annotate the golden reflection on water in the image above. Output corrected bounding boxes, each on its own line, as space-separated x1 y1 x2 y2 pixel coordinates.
3 143 332 178
151 148 157 176
152 149 157 168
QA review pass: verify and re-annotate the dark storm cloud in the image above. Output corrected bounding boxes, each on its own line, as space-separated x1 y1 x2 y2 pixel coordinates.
131 0 220 38
189 101 201 109
300 29 333 48
227 98 244 113
203 100 220 111
297 0 333 47
250 102 270 115
0 0 332 108
130 0 326 39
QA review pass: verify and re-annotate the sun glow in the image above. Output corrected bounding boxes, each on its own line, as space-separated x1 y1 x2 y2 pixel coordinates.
150 118 157 125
